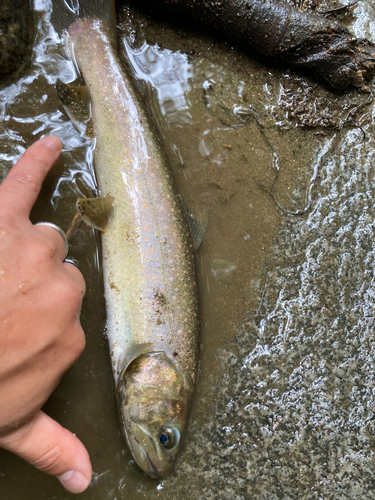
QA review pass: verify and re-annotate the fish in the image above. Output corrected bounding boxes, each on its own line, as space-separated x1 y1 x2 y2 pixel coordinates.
52 0 199 478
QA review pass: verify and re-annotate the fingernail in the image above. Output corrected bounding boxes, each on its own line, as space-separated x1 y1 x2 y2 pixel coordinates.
43 135 61 152
58 470 90 494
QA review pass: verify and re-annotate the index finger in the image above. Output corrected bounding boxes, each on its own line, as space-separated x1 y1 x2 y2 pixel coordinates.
0 136 62 219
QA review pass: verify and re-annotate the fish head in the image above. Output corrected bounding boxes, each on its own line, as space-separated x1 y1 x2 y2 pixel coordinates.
117 350 193 478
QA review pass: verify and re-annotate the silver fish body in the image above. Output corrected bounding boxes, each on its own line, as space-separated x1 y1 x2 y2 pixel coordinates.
66 18 199 477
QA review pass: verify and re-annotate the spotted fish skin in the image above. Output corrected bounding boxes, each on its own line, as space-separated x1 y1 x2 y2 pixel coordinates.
64 16 199 477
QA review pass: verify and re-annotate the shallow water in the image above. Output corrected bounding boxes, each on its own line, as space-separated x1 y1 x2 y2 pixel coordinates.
1 0 375 498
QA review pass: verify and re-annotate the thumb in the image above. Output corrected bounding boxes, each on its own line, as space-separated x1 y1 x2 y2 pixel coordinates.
0 410 92 494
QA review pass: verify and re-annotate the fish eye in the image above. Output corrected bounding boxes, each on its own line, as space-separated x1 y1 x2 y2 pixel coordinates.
159 427 180 449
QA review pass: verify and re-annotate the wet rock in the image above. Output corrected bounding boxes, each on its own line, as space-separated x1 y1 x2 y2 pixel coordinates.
0 0 34 77
132 0 375 90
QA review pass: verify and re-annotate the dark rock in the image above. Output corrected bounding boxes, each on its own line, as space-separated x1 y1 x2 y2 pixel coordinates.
0 0 34 77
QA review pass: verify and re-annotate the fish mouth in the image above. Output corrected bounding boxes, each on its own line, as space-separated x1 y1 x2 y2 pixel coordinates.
131 435 175 478
124 423 162 478
145 451 159 479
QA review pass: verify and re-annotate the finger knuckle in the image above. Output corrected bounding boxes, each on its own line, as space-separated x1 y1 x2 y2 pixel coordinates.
61 327 86 366
71 328 86 358
59 280 83 310
34 238 55 262
31 444 65 473
14 173 41 194
65 264 86 294
22 153 50 175
55 282 86 357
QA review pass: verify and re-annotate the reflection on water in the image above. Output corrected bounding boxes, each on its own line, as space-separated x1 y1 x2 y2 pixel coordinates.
1 0 375 498
125 40 193 126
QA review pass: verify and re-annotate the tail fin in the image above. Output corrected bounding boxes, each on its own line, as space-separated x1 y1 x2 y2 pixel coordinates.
51 0 117 44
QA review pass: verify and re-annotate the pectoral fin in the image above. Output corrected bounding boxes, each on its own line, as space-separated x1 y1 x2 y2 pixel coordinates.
56 79 93 137
76 195 115 231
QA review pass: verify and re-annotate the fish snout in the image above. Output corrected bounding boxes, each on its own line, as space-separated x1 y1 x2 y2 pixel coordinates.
146 450 177 479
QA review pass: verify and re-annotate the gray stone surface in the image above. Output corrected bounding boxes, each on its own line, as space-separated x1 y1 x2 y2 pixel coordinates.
166 123 375 498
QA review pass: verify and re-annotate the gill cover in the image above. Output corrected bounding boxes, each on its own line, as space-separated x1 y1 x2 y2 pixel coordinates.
117 350 193 478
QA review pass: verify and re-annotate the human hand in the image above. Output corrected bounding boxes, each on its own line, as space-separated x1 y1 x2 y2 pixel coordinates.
0 136 91 493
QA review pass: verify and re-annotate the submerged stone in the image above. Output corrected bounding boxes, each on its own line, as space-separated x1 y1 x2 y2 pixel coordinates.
0 0 34 78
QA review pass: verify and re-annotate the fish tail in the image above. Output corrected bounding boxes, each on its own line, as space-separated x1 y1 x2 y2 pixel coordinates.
51 0 117 45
